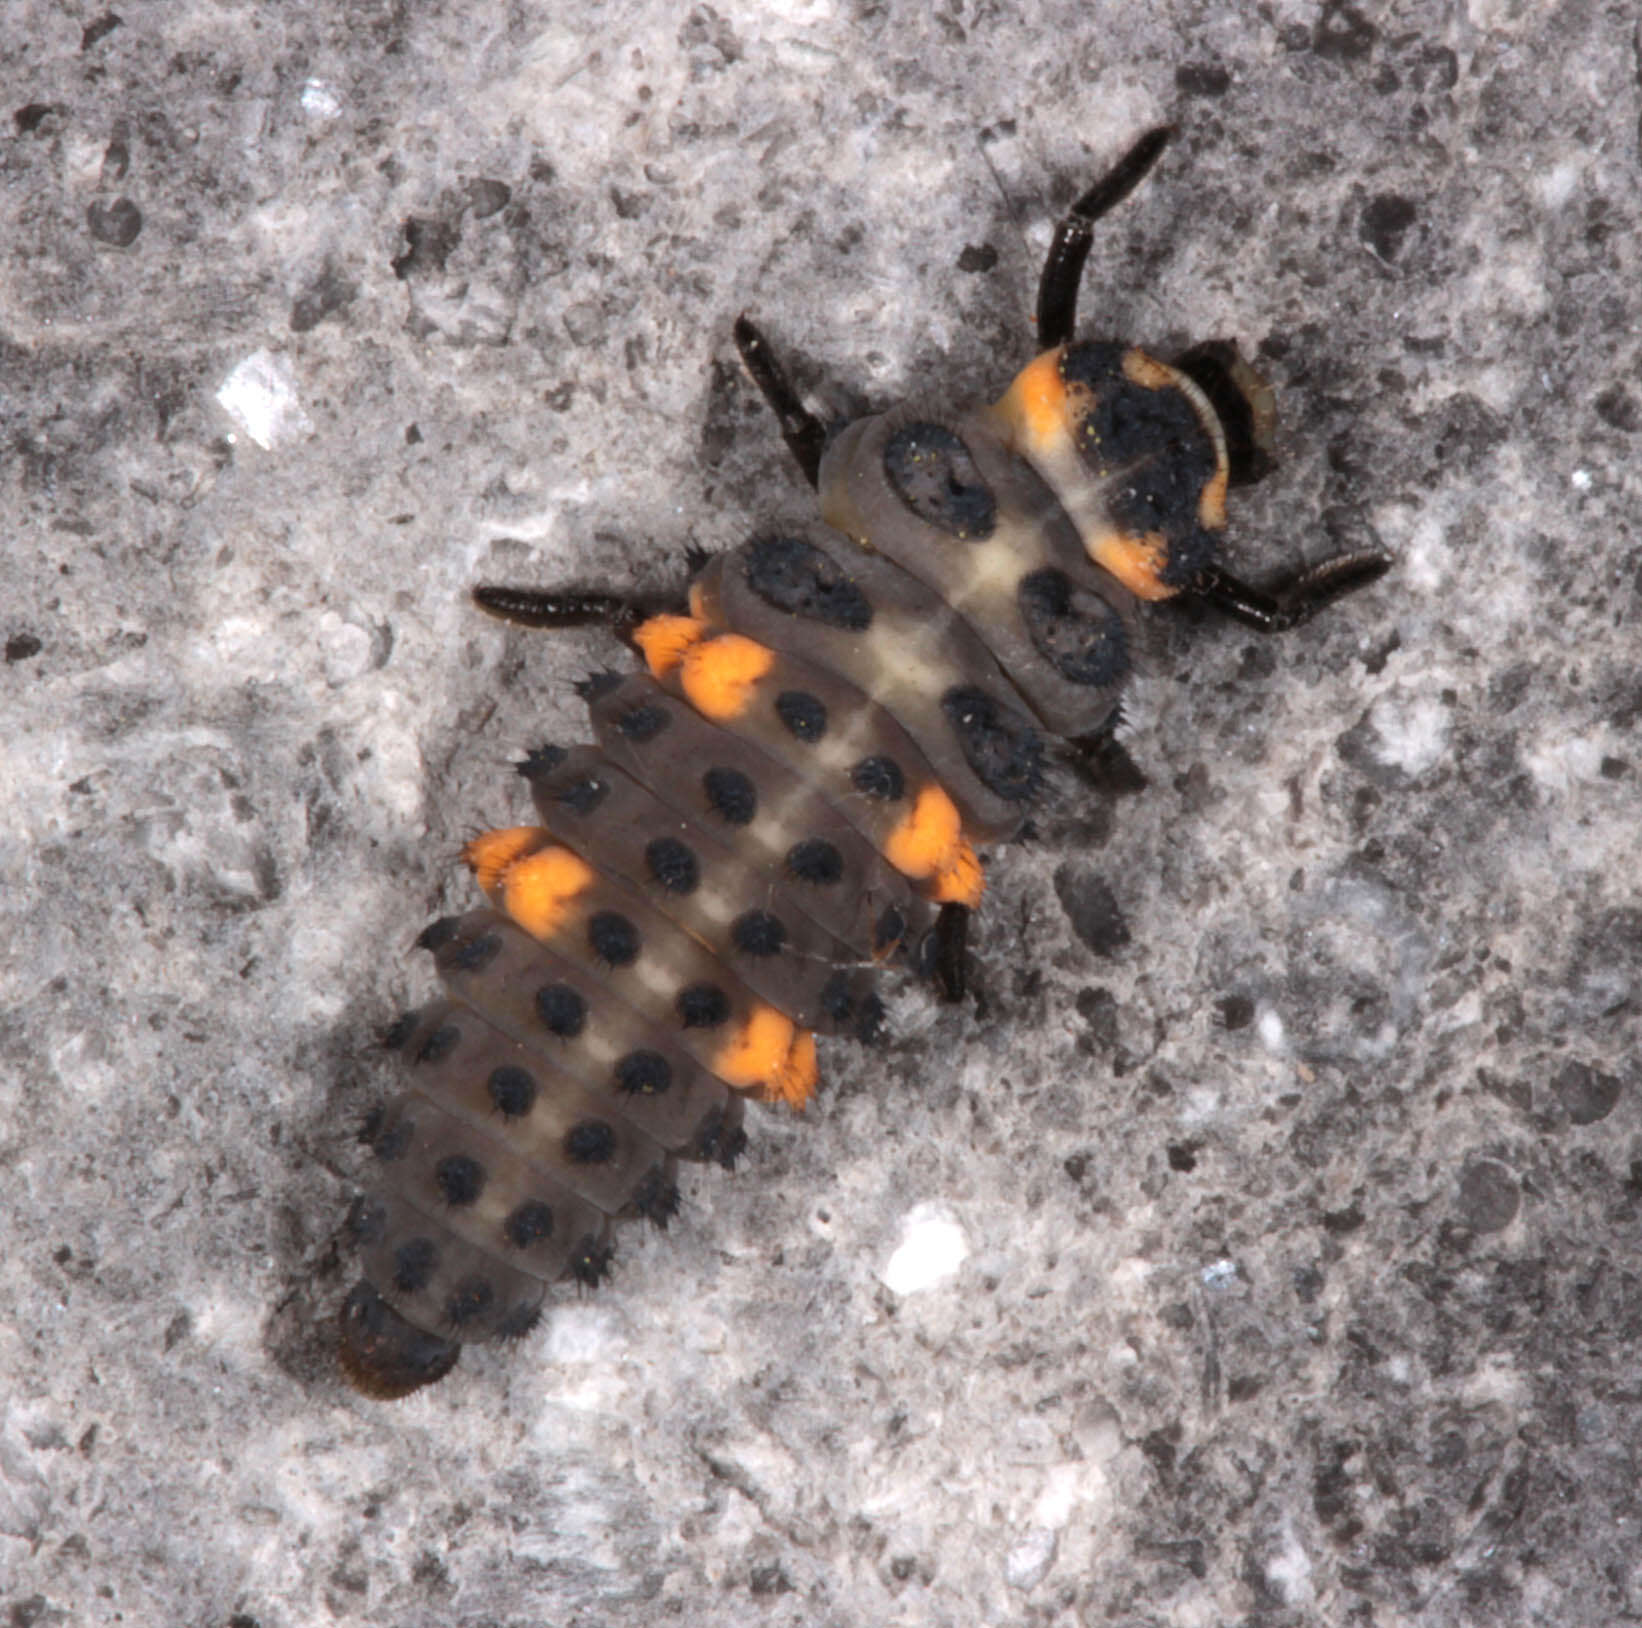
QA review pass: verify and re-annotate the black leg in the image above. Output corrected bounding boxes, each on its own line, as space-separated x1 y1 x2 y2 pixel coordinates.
1037 125 1174 351
1065 711 1150 795
470 584 679 640
930 902 969 1004
1193 551 1392 634
733 315 827 489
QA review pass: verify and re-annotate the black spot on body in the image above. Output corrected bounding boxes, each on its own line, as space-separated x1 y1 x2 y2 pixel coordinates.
743 536 873 630
883 423 996 538
535 983 587 1038
617 702 671 742
588 912 640 966
732 910 787 957
373 1119 413 1162
775 690 827 742
494 1302 543 1340
557 776 609 815
505 1201 555 1248
575 670 625 702
631 1167 681 1226
873 904 907 953
676 983 731 1028
381 1011 420 1050
415 1024 461 1064
435 1154 485 1207
487 1064 538 1117
786 838 843 885
518 744 568 781
941 687 1044 801
416 916 461 952
565 1120 617 1164
448 932 504 973
645 837 699 894
615 1050 672 1095
696 1107 748 1169
820 972 854 1021
1017 569 1130 687
346 1196 387 1245
392 1237 437 1294
704 766 757 825
854 993 887 1045
851 755 905 801
444 1277 495 1328
570 1238 615 1287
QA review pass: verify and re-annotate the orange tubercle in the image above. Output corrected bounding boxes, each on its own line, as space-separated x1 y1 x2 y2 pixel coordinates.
497 845 597 940
633 614 707 679
679 633 775 722
766 1028 819 1109
710 1003 797 1091
883 782 963 881
929 839 985 908
462 827 549 894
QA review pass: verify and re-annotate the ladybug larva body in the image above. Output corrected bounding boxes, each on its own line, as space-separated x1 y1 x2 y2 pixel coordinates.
337 126 1389 1398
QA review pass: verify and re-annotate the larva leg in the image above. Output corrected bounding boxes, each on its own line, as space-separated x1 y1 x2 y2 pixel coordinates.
1192 552 1392 634
928 901 970 1005
1036 125 1175 351
733 315 828 490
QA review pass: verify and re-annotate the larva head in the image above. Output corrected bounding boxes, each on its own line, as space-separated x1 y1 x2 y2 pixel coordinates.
337 1279 461 1399
996 342 1229 597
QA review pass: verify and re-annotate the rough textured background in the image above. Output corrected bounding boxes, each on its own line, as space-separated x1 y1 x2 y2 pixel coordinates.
4 2 1640 1624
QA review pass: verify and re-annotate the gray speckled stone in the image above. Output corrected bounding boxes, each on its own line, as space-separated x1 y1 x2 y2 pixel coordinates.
4 3 1639 1625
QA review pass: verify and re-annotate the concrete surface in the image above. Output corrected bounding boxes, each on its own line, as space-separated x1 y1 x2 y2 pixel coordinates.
3 2 1640 1624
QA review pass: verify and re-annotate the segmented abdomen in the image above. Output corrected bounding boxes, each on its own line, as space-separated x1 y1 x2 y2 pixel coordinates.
338 339 1228 1397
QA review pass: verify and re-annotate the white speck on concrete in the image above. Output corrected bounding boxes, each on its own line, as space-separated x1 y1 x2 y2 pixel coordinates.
1257 1005 1287 1053
1201 1259 1239 1291
1571 467 1592 490
1365 688 1452 777
1005 1526 1057 1590
1264 1515 1316 1606
879 1204 968 1296
216 350 314 450
1536 158 1583 210
1523 726 1605 796
318 614 372 688
300 79 343 120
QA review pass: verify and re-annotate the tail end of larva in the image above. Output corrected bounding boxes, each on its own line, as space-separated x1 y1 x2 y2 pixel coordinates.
337 1280 462 1400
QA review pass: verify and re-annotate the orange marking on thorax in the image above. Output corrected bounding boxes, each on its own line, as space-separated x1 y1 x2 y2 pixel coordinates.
1197 465 1229 531
883 782 963 881
463 826 549 893
993 348 1071 451
680 633 775 721
495 845 597 940
1119 348 1178 391
1087 531 1177 602
634 614 707 679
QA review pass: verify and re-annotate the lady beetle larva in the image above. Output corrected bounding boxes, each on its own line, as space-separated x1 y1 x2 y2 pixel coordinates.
337 126 1389 1398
